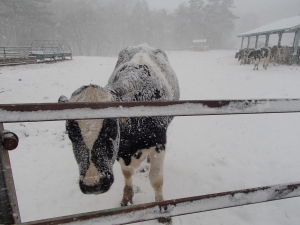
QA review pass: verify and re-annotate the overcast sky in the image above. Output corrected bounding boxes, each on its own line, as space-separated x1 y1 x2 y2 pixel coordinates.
148 0 300 34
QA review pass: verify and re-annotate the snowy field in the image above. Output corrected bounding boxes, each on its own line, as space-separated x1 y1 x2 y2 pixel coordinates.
1 50 300 224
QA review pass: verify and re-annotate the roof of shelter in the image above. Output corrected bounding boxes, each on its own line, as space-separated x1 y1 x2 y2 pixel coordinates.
238 16 300 37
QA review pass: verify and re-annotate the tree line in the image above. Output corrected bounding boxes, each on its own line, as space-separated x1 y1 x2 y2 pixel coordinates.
0 0 237 56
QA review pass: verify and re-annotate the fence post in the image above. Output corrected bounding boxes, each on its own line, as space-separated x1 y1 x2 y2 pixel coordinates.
0 123 21 224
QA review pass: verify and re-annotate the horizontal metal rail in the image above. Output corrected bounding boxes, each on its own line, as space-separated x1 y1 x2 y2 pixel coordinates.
0 46 32 58
20 181 300 225
1 99 300 123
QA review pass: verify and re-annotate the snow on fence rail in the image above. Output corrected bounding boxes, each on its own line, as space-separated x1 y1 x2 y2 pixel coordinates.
18 182 300 225
1 99 300 224
1 99 300 123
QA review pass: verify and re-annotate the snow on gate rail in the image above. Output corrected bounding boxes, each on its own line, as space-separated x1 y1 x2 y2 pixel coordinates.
1 99 300 123
1 99 300 224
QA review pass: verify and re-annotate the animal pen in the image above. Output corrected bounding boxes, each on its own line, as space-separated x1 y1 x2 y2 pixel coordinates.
0 40 72 66
0 47 36 66
1 99 300 224
30 40 72 62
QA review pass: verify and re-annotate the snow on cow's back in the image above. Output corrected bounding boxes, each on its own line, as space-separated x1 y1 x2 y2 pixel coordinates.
107 44 180 101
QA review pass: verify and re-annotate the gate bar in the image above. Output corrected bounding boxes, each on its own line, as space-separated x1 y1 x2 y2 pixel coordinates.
1 99 300 123
21 181 300 225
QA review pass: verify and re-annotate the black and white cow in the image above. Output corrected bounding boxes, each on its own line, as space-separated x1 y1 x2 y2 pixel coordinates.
247 47 271 70
260 47 271 69
235 49 246 64
237 48 255 65
59 44 180 223
247 49 262 70
270 45 279 64
235 49 242 60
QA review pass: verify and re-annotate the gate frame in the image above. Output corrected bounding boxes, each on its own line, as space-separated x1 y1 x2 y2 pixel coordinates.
1 99 300 224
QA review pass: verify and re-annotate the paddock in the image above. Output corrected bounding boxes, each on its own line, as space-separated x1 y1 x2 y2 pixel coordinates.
0 40 72 66
0 47 36 66
30 40 72 62
1 51 300 224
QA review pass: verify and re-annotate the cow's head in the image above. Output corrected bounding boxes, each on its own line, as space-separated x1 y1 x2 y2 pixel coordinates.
59 85 120 194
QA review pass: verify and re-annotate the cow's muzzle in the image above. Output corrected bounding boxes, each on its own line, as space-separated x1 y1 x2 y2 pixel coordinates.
79 173 114 194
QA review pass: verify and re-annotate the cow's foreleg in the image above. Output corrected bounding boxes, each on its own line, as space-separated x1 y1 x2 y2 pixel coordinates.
119 149 150 206
120 165 134 206
254 57 260 70
264 56 270 69
149 150 172 224
149 150 165 202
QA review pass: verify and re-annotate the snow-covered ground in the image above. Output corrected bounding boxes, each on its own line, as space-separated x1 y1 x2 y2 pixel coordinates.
1 50 300 224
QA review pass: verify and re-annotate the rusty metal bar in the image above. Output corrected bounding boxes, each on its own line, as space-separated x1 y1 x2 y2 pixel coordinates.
20 181 300 225
1 99 300 123
0 123 21 224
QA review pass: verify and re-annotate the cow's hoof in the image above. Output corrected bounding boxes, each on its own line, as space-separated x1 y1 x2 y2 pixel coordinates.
158 217 172 224
120 200 132 207
121 185 134 206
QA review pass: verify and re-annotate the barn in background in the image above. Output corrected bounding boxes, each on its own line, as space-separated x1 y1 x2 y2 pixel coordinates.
237 16 300 55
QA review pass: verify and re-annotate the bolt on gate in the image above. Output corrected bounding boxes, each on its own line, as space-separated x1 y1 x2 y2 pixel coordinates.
1 99 300 224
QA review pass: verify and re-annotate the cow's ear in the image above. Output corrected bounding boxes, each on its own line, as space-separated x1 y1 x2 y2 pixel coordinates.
58 95 69 103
